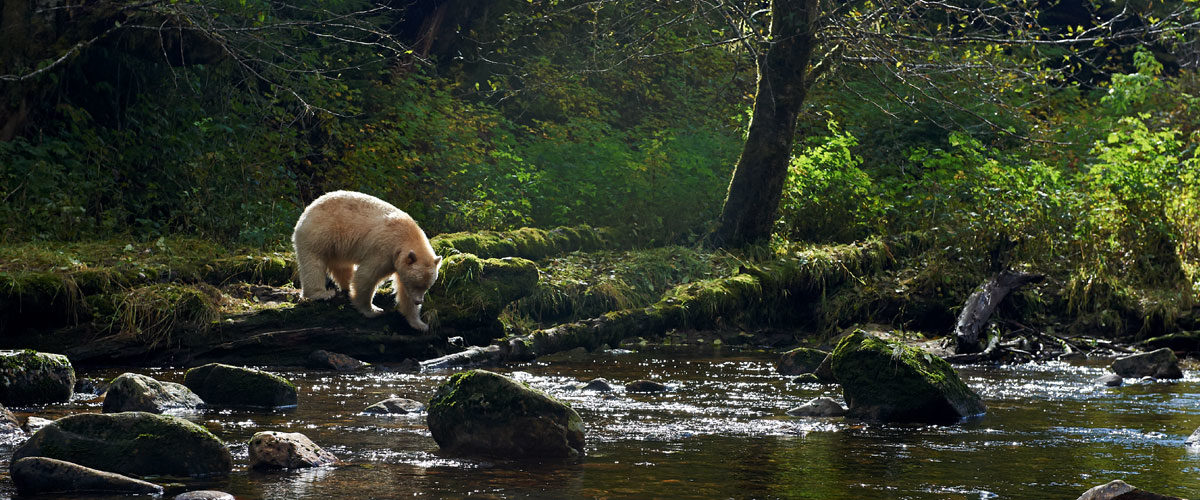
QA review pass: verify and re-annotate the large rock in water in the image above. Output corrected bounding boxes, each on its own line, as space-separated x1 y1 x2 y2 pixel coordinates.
427 370 585 459
248 431 338 469
10 456 164 495
102 372 204 413
1110 348 1183 379
184 363 297 408
776 347 829 375
12 412 232 476
831 331 986 424
0 349 75 405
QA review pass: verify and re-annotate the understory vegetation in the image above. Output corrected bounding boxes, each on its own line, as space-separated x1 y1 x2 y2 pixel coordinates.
1 1 1197 348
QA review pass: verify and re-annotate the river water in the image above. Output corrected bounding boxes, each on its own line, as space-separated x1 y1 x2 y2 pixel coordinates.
2 344 1198 499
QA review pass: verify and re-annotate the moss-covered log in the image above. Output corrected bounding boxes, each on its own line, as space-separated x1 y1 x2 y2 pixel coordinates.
422 236 924 368
426 254 540 346
431 225 631 260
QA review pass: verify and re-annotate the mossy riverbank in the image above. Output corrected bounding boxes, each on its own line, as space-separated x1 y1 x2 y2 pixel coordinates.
1 226 1196 368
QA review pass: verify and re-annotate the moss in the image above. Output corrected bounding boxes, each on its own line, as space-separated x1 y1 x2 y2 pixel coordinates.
431 224 620 260
830 330 985 423
116 283 222 349
427 254 539 343
0 350 76 404
427 370 584 459
183 363 297 408
206 253 294 286
12 411 232 476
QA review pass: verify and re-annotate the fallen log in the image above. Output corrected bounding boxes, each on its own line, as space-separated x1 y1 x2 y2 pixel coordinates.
953 269 1044 354
419 235 928 369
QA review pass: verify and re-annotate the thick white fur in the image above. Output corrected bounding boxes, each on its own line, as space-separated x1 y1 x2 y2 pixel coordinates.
292 190 442 330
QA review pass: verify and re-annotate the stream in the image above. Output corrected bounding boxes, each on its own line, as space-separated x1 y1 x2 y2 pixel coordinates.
1 344 1198 499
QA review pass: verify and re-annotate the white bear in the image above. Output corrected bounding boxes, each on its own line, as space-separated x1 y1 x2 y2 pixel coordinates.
292 190 442 330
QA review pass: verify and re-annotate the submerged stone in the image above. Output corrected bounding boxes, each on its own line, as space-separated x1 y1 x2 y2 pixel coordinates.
1110 348 1183 380
427 370 585 459
248 431 338 469
175 491 236 500
102 372 204 414
0 349 76 405
831 330 986 424
308 350 368 371
13 411 232 476
776 347 829 375
363 397 424 414
183 363 297 408
1093 373 1123 387
580 378 613 392
786 397 847 417
624 380 667 393
1075 479 1183 500
10 456 164 495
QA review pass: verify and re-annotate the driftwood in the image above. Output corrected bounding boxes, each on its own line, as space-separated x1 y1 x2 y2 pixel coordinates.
953 269 1044 354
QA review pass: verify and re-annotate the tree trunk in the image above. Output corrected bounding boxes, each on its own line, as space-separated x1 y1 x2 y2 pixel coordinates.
953 269 1045 354
711 0 818 248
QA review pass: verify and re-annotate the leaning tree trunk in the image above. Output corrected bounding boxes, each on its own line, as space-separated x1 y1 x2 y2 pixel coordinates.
711 0 819 248
953 269 1045 354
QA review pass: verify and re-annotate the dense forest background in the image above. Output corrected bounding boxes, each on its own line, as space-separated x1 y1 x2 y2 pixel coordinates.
1 0 1198 338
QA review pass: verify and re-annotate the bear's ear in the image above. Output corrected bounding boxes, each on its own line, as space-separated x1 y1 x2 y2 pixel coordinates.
434 256 443 269
405 250 418 266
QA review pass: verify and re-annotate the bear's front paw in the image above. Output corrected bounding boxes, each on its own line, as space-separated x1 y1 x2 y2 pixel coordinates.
406 316 429 332
358 306 385 318
302 289 336 301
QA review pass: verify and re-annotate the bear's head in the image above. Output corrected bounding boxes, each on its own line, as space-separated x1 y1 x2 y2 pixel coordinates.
396 249 442 307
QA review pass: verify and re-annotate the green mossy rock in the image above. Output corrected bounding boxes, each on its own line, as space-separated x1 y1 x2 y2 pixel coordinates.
12 412 233 477
102 372 204 414
831 331 985 424
183 363 297 408
0 350 75 405
10 456 164 495
776 347 829 375
427 370 585 459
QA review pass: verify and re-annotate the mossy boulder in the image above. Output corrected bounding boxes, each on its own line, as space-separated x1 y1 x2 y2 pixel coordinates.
776 347 829 375
427 370 585 459
183 363 297 408
0 349 76 405
427 254 539 345
102 372 204 414
830 331 986 424
12 411 233 476
10 456 164 495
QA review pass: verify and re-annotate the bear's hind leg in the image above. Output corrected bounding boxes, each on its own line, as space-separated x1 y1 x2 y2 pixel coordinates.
297 252 336 301
329 262 354 294
349 262 389 318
